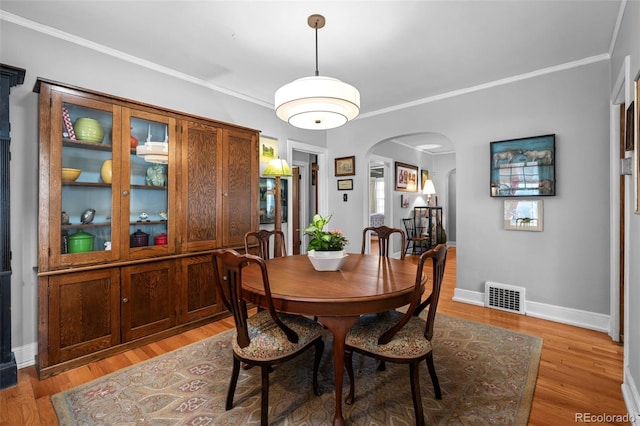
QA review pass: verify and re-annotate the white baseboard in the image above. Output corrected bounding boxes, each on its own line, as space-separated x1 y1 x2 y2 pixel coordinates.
622 367 640 422
13 343 36 369
452 288 610 333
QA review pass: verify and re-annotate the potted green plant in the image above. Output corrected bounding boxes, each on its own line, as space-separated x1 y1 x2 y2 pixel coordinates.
304 214 349 271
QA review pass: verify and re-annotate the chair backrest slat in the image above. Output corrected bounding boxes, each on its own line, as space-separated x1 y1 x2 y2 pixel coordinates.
212 249 298 348
244 229 286 259
378 244 448 344
361 225 406 259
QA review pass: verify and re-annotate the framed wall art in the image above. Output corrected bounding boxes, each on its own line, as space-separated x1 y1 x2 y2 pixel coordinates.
421 169 430 191
395 162 418 192
490 134 556 197
503 199 543 232
401 194 410 208
335 156 355 176
259 136 278 163
626 102 635 152
337 179 353 190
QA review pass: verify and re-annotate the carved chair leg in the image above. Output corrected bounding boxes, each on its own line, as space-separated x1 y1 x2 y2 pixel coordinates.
261 365 270 426
345 349 355 405
226 357 241 410
426 351 442 399
409 362 425 426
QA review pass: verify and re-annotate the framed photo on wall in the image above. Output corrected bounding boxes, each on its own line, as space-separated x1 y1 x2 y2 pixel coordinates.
335 156 355 176
401 194 410 208
490 134 556 197
337 179 353 190
395 162 418 192
421 169 430 191
503 199 543 231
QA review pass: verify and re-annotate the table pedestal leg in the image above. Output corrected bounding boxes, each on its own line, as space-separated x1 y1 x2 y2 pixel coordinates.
317 315 359 426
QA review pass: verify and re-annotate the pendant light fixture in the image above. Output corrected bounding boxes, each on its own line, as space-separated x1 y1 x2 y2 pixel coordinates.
275 14 360 130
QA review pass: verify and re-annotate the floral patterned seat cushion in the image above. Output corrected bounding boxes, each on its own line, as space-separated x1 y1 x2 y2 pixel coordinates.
346 310 432 359
232 310 324 362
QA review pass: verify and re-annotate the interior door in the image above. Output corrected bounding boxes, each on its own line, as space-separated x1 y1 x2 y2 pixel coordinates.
292 166 301 254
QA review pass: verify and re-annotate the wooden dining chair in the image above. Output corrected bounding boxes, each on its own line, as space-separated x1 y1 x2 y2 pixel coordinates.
211 249 324 426
244 229 286 259
361 225 406 259
402 218 430 255
344 244 448 426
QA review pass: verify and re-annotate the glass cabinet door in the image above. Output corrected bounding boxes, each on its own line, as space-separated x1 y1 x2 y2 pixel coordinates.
50 91 120 268
122 109 176 259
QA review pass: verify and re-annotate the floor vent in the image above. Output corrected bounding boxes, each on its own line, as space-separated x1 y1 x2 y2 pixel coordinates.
484 282 526 315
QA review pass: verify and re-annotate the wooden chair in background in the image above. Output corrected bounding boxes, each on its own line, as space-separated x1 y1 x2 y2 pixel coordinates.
361 225 406 259
244 229 286 259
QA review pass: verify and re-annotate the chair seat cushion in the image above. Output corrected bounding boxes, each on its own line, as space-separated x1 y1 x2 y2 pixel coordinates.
232 310 324 362
346 310 432 359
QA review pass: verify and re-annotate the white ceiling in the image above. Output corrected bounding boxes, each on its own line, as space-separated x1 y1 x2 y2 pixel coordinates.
1 1 623 152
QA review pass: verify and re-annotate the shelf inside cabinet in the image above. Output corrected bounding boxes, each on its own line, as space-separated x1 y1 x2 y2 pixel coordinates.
63 138 112 151
62 223 111 230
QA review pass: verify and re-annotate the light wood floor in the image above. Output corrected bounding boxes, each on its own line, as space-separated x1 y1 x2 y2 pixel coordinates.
0 247 628 425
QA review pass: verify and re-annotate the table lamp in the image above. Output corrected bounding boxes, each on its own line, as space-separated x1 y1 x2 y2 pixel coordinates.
423 179 436 206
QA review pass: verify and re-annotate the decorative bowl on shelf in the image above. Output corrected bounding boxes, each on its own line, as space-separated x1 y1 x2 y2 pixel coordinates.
73 117 104 143
61 168 81 182
308 249 348 271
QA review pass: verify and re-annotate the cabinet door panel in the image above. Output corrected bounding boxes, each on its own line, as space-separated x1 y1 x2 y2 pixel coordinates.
121 261 176 342
44 89 121 270
122 109 177 260
48 269 120 364
222 128 258 247
179 255 221 322
180 121 223 251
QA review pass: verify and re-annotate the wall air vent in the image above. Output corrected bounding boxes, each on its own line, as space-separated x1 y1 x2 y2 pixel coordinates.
484 281 526 315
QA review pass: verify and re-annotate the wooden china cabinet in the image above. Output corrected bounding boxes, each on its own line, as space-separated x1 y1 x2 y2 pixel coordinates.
35 79 258 378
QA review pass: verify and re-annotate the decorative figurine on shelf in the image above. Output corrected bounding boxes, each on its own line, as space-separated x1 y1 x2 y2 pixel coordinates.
61 211 70 225
158 211 167 221
139 212 149 221
145 164 167 187
80 208 95 224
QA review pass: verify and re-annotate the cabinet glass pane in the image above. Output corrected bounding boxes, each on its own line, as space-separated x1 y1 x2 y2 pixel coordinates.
61 102 113 254
129 117 168 248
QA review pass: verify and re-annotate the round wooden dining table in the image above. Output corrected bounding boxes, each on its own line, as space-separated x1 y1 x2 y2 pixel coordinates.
242 253 424 426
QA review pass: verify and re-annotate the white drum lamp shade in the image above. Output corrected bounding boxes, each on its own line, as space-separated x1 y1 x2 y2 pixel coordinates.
275 76 360 130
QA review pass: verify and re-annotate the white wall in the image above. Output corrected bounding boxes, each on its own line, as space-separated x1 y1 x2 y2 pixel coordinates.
328 61 611 320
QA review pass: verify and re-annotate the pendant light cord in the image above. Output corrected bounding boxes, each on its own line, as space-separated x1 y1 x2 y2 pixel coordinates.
314 19 319 76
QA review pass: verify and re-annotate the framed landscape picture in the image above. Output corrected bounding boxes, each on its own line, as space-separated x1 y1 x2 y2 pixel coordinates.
395 162 418 192
335 156 355 176
490 134 556 197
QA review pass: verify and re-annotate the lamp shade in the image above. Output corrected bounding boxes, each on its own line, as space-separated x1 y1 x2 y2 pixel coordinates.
422 179 436 195
275 76 360 130
263 158 293 177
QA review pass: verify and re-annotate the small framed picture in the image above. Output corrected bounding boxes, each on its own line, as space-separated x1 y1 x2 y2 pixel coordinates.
335 156 355 176
503 199 543 231
395 162 418 192
337 179 353 190
421 169 430 191
260 136 278 163
401 194 410 208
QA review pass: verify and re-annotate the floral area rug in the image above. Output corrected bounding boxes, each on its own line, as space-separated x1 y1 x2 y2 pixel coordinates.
52 314 542 425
